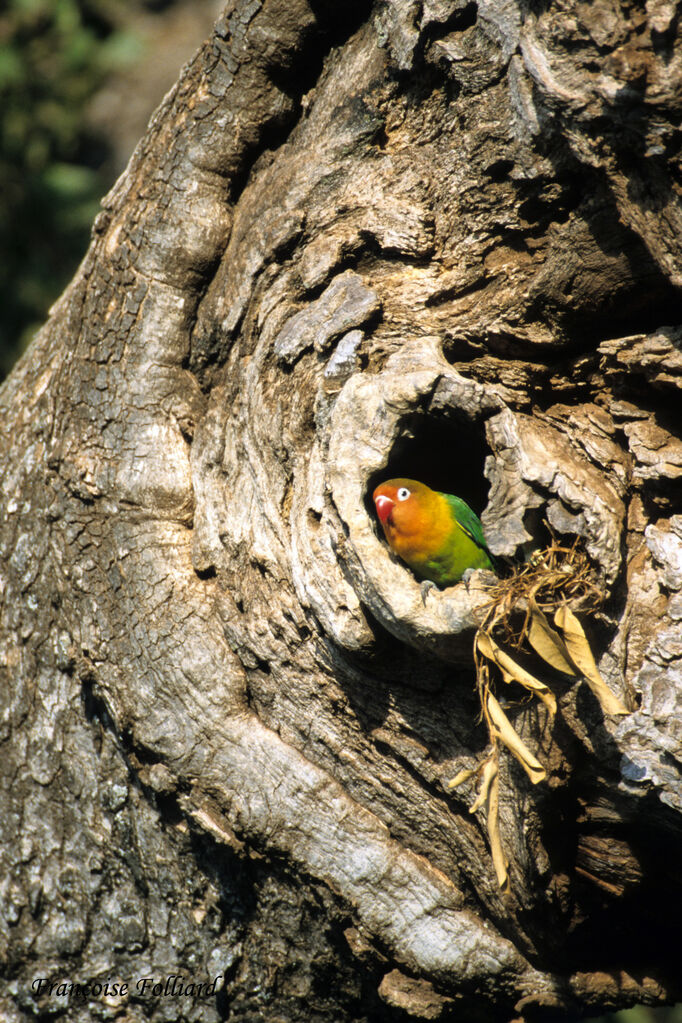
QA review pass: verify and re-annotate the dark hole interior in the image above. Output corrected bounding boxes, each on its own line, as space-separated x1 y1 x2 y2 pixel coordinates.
365 413 491 524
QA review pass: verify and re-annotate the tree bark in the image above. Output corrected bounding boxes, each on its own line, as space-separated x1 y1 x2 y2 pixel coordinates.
2 1 682 1020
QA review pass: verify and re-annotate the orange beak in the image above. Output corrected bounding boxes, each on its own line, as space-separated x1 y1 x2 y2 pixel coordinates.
374 494 394 525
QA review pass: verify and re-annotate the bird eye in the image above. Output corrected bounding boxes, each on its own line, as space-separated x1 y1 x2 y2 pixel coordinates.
397 487 411 501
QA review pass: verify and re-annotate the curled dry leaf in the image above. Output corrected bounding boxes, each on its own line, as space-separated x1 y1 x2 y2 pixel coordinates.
483 690 547 785
446 767 478 790
476 630 557 719
486 765 509 892
527 603 578 677
554 605 629 717
469 756 497 814
467 756 509 890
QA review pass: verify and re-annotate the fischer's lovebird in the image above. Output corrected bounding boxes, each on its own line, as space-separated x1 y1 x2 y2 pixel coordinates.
372 478 497 586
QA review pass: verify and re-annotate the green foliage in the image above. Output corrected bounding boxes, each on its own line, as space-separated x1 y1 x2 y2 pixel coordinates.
0 0 142 377
597 1008 682 1023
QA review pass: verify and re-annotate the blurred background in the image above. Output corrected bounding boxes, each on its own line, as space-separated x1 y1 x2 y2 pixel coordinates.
593 1012 682 1023
0 5 681 1023
593 1010 678 1018
0 0 219 379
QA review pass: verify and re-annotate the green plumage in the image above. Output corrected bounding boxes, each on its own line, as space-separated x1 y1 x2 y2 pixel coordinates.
443 494 491 554
420 492 495 585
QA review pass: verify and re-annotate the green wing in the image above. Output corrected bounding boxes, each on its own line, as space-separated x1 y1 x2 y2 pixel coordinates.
442 493 492 557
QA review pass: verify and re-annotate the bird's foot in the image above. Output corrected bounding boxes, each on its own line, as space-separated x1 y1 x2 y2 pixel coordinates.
420 580 438 604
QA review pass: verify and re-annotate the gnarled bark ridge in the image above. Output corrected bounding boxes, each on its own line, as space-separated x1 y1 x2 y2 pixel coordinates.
2 2 682 1020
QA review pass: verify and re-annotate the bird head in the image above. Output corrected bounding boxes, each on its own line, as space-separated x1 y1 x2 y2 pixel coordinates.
372 479 428 533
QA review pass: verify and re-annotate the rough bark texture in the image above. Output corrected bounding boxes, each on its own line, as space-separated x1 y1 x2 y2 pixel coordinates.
2 1 682 1021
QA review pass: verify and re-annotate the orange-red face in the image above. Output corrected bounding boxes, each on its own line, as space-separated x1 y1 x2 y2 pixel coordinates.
372 478 431 540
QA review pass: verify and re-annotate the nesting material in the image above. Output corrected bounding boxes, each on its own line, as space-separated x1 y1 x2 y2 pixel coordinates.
449 538 630 891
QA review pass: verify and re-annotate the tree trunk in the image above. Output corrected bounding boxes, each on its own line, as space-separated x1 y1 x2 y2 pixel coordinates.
2 2 682 1020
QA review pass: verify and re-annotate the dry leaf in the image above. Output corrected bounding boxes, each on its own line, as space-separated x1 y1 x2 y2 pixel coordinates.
477 631 557 719
554 606 629 717
528 603 577 676
484 691 547 784
467 758 508 888
486 767 509 890
446 767 477 790
469 757 497 814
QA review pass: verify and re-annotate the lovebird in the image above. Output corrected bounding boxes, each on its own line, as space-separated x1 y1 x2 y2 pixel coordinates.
372 478 497 586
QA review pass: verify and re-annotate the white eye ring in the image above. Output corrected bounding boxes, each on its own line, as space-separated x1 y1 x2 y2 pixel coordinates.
397 487 411 501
